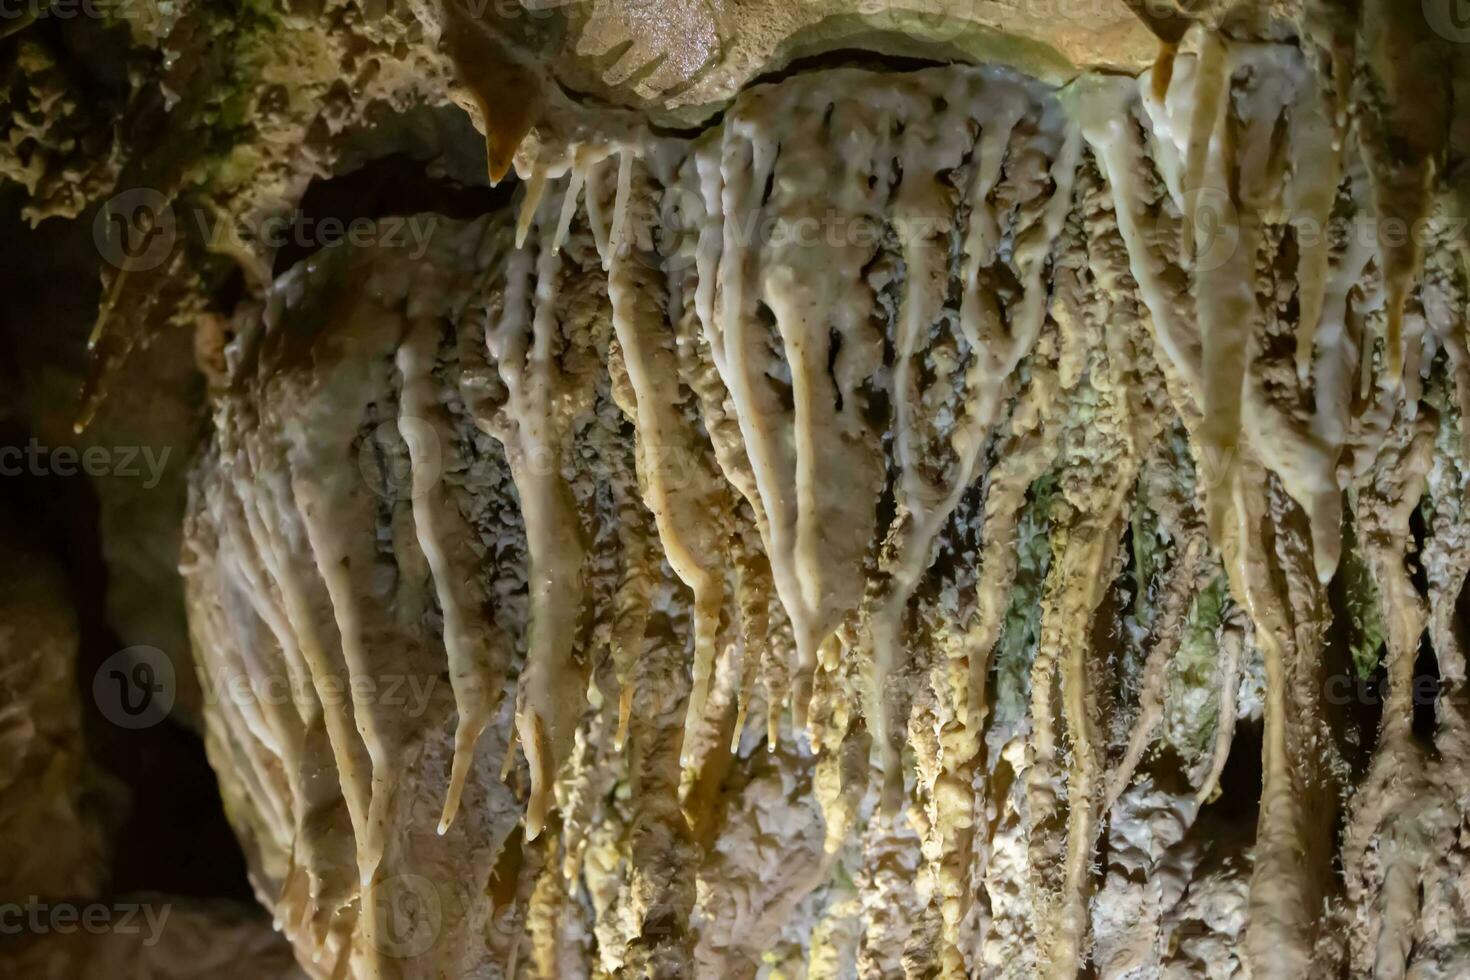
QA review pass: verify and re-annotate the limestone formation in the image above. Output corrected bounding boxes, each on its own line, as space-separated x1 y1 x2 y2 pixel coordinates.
4 0 1470 977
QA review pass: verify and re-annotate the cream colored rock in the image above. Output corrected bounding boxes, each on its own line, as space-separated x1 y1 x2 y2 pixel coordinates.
5 0 1469 974
177 26 1470 974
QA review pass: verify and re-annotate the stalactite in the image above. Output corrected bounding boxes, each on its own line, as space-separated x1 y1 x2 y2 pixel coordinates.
600 155 731 759
178 28 1470 976
397 318 506 833
477 191 595 842
1342 410 1434 977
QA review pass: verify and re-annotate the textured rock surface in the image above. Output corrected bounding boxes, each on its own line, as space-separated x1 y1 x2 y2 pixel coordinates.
0 507 299 976
5 0 1470 977
0 524 115 899
180 27 1470 977
428 0 1158 126
0 897 309 979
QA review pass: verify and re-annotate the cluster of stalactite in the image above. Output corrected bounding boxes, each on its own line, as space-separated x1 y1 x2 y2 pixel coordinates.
183 35 1470 979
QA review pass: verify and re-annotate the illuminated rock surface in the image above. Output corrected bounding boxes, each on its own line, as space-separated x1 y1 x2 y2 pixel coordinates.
5 0 1470 977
